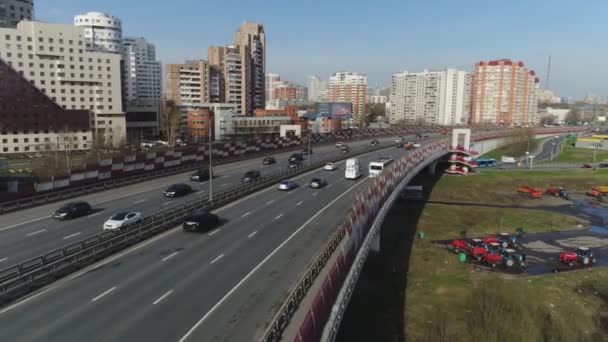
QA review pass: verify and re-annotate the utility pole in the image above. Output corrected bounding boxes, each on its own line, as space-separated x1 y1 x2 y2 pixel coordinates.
307 127 311 167
208 113 213 202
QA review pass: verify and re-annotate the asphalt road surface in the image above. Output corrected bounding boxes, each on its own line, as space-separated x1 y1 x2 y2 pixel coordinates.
0 136 441 342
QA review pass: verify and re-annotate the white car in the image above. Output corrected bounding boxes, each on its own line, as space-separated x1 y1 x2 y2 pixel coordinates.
335 142 345 148
413 143 421 148
103 212 142 230
395 138 404 143
324 162 338 171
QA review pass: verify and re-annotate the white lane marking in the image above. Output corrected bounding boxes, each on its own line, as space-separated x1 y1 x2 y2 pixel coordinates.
88 212 100 218
177 176 368 342
266 200 274 205
221 183 229 187
210 254 224 264
162 201 174 206
62 232 82 240
275 214 283 220
327 184 333 188
241 212 251 218
196 190 205 195
153 289 174 305
248 231 258 239
134 199 146 204
91 286 117 302
296 201 303 206
313 192 319 197
208 229 221 237
0 258 7 263
0 216 49 231
26 229 46 237
162 251 179 262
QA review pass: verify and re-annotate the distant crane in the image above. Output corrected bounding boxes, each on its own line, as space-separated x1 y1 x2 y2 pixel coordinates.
545 55 552 90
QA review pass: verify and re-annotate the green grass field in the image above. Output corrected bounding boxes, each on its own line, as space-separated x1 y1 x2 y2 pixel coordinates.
405 172 608 342
550 146 608 163
481 137 544 160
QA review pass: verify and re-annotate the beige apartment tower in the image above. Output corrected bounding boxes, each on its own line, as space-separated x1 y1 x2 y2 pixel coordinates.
165 60 210 105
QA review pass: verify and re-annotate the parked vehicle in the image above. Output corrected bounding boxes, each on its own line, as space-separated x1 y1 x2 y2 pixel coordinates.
345 158 361 179
309 178 327 189
587 186 608 198
53 201 92 220
182 211 220 232
599 163 608 168
467 238 488 261
581 163 593 169
324 162 338 171
103 212 142 230
262 157 276 165
242 170 262 183
517 186 542 199
163 184 192 197
502 248 527 267
190 168 212 182
278 180 298 191
559 247 597 266
546 187 568 199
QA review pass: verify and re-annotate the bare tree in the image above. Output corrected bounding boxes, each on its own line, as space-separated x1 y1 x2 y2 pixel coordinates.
162 100 181 146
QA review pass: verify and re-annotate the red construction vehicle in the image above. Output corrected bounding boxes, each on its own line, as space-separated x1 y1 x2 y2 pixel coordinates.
587 186 608 198
517 186 542 199
546 187 568 199
559 247 597 266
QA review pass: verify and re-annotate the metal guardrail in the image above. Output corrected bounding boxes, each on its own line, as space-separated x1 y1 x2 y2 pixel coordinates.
0 142 391 303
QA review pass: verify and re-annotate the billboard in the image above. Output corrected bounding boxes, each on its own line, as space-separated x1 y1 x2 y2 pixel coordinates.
330 102 352 116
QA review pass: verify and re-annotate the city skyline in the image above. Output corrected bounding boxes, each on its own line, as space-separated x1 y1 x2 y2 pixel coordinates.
36 0 608 99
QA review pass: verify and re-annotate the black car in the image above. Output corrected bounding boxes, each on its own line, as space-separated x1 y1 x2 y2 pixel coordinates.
53 201 92 220
263 156 276 165
163 183 192 197
340 145 350 154
242 170 262 183
370 139 379 147
183 211 220 232
309 178 328 189
599 163 608 168
289 153 304 163
190 169 212 182
289 160 302 169
396 143 404 148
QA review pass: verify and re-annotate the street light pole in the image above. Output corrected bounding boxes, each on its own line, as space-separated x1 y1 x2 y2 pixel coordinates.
208 114 213 202
307 126 311 167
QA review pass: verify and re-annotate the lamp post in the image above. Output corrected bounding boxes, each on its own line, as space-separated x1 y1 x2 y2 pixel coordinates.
525 151 530 167
551 142 557 161
208 114 213 202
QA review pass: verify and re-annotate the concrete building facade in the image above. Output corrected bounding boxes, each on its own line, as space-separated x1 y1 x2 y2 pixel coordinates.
122 37 162 140
307 75 328 102
390 69 469 126
165 60 210 106
470 60 540 125
0 0 33 28
265 72 281 102
0 21 125 146
74 11 123 54
328 72 367 125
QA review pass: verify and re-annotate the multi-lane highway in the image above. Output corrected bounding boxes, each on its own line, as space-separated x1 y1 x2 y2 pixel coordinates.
0 136 401 266
0 135 440 342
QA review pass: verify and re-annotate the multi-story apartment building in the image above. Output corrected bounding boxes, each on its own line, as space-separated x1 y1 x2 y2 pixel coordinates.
265 73 281 102
165 60 210 106
122 37 162 140
390 69 469 126
207 22 265 115
272 82 307 101
307 75 328 102
0 0 33 28
0 58 92 155
74 12 122 54
0 21 125 145
328 72 367 125
470 60 540 125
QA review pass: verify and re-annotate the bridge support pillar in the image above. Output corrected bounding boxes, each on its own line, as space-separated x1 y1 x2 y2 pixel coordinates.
426 159 438 175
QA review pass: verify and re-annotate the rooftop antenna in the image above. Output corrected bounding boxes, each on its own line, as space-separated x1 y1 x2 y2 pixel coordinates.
545 55 552 90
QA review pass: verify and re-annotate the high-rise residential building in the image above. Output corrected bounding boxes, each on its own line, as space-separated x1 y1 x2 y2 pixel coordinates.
470 60 539 125
122 37 162 140
165 60 210 106
328 72 367 125
370 95 387 104
74 12 123 54
390 69 469 126
0 21 125 146
207 22 265 115
307 75 328 102
0 0 33 28
272 82 307 101
265 73 281 102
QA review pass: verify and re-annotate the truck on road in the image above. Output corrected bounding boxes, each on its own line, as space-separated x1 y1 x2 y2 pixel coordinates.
345 158 361 179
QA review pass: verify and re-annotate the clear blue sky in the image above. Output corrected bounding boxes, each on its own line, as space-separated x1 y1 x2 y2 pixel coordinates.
37 0 608 99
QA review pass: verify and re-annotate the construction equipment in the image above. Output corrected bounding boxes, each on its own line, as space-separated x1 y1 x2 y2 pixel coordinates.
546 187 568 199
517 186 542 199
559 247 597 266
587 186 608 198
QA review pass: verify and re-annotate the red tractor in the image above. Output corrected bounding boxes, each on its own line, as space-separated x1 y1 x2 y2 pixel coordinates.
517 186 542 199
467 238 489 261
546 187 568 199
559 247 597 266
451 239 468 253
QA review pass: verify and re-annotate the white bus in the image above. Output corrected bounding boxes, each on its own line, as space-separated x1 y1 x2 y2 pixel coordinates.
368 157 393 178
345 158 361 179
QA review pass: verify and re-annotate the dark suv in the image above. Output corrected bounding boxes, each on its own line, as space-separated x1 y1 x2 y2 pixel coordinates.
163 183 192 197
53 201 92 220
289 153 304 163
263 157 276 165
242 170 262 183
183 211 220 232
190 169 212 182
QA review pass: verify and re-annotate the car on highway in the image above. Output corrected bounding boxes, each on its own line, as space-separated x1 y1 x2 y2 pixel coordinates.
163 183 192 197
242 170 262 183
581 164 593 169
103 212 142 230
190 168 212 182
324 162 338 171
288 160 301 169
340 145 350 154
395 137 404 143
335 142 345 148
278 180 298 191
599 163 608 168
53 201 92 220
262 156 276 165
396 143 404 148
309 178 327 189
370 139 379 147
413 142 421 148
289 153 304 163
182 211 220 232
